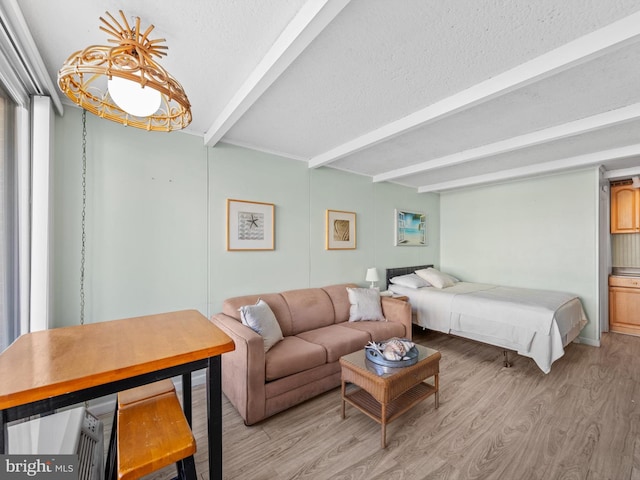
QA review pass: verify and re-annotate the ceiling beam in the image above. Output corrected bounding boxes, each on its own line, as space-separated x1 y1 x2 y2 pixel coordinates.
373 103 640 183
204 0 350 147
605 166 640 180
308 10 640 169
416 144 640 193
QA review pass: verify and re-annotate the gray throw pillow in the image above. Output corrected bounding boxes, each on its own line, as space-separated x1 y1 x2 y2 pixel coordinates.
239 299 284 352
346 287 386 322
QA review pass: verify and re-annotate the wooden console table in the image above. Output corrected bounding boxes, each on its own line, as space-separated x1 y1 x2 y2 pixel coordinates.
0 310 234 480
340 344 440 448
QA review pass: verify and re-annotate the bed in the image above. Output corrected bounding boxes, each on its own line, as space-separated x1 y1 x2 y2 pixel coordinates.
385 265 588 374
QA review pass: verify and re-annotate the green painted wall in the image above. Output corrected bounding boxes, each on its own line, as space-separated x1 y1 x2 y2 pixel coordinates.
52 109 438 326
207 144 439 312
50 108 601 345
50 109 603 346
207 144 311 308
53 108 208 326
440 168 600 343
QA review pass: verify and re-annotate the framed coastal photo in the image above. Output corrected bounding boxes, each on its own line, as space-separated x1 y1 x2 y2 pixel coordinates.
394 209 427 246
227 199 275 251
326 209 356 250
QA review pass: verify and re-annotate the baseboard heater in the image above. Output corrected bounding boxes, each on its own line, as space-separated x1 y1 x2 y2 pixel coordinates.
7 406 104 480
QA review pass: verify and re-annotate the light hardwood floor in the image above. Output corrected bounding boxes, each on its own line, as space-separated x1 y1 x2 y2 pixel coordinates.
101 328 640 480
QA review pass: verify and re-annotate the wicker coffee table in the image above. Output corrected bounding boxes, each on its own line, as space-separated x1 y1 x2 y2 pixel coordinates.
340 344 440 448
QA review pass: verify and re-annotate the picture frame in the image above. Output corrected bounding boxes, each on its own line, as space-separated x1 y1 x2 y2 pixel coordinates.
326 209 356 250
394 209 427 246
226 199 275 251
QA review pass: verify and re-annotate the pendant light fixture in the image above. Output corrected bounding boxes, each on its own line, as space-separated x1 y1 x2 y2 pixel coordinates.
58 10 191 132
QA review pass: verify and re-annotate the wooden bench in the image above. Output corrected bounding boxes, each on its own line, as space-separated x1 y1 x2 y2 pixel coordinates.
106 380 177 478
117 379 175 408
117 390 197 479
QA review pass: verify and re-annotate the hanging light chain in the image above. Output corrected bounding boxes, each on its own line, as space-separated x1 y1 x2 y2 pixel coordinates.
80 110 87 325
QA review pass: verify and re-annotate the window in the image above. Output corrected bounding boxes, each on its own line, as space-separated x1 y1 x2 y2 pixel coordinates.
0 1 62 346
0 86 18 351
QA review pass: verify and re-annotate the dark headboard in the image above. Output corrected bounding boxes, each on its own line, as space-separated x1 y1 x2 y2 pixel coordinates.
385 265 433 289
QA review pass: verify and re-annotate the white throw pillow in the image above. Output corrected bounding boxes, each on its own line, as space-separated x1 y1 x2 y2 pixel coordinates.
346 287 386 322
415 268 455 289
239 299 283 352
390 273 431 289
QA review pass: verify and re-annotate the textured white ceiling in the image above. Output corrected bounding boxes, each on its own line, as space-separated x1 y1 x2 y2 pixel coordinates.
13 0 640 192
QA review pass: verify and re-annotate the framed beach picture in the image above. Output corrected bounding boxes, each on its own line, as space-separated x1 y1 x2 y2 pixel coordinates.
227 199 275 251
394 209 427 246
326 209 356 250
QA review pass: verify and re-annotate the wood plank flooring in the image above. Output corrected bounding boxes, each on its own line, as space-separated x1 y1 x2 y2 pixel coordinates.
100 328 640 480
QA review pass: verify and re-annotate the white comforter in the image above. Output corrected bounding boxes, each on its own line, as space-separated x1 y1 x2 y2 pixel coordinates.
389 282 588 373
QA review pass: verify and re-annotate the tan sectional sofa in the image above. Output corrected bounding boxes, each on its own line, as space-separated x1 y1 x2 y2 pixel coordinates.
210 284 412 425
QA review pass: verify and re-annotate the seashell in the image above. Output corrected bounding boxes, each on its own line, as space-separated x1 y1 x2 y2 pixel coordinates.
382 338 406 361
381 347 402 361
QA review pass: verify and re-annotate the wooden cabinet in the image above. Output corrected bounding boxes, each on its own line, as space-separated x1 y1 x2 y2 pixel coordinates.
611 184 640 233
609 276 640 336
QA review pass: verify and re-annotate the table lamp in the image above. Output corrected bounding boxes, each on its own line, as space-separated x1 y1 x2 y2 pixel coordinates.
366 268 380 289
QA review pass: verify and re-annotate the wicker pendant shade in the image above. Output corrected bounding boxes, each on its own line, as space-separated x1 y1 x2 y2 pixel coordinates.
58 10 191 132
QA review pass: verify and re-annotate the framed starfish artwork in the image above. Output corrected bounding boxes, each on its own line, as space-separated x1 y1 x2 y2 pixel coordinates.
227 199 275 251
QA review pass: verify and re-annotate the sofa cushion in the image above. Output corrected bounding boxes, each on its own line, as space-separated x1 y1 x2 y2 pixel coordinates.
265 336 326 381
265 362 340 400
322 284 357 324
341 320 406 342
346 287 386 322
239 299 283 352
281 288 335 334
223 293 294 336
297 324 370 363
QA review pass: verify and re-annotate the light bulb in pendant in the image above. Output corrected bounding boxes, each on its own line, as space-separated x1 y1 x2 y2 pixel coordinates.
108 76 161 117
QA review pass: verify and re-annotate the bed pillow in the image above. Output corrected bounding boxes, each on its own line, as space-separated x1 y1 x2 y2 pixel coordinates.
415 268 455 289
444 272 460 283
239 299 283 352
389 273 431 289
346 287 386 322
